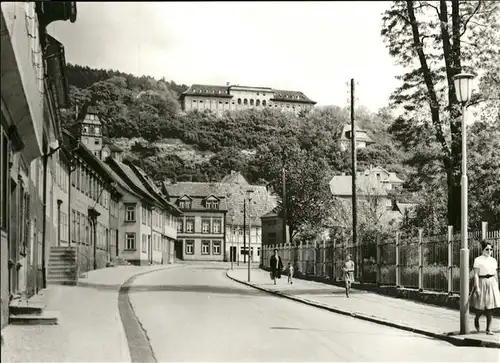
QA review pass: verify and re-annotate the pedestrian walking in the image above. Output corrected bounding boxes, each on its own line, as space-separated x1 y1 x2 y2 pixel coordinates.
287 262 294 284
472 240 500 335
270 249 283 285
342 254 355 298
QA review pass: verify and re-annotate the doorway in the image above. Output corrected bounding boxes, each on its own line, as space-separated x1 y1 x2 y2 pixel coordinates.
175 240 183 260
229 246 236 262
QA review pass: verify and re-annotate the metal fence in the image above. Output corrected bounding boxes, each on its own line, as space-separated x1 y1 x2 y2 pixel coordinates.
262 222 500 294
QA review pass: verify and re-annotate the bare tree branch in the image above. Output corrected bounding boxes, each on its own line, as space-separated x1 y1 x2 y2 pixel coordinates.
460 1 482 37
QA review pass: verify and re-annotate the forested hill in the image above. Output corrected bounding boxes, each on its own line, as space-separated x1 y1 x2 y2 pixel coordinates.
66 64 189 97
62 63 500 232
62 63 405 183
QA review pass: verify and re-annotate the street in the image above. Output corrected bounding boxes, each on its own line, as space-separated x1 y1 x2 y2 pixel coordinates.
128 263 500 362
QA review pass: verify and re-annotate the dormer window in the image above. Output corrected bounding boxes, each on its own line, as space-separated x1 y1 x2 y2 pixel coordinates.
206 200 219 209
178 196 192 209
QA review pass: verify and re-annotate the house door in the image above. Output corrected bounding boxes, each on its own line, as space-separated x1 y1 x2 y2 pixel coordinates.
229 246 236 262
175 240 183 260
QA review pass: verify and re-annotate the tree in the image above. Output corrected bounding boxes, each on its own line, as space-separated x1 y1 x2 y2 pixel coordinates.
254 139 336 241
381 0 500 229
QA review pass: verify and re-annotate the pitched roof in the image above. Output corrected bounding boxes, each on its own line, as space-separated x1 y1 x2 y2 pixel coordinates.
220 183 278 226
101 159 141 199
103 137 124 152
180 84 232 99
163 180 277 226
107 158 161 207
270 89 316 104
126 162 182 215
338 124 374 143
329 174 388 197
220 171 250 185
163 181 227 198
179 83 316 104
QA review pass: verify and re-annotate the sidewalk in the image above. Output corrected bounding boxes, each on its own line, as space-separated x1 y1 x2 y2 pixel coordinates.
78 264 179 289
1 264 179 362
227 267 500 349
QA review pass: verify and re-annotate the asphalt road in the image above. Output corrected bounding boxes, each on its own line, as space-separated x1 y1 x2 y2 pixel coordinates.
127 263 500 362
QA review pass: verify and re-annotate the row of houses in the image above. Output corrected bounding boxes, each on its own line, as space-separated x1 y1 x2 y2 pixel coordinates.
1 1 78 328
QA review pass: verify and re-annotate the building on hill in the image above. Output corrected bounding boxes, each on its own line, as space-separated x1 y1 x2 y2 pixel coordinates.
337 124 375 151
179 83 316 117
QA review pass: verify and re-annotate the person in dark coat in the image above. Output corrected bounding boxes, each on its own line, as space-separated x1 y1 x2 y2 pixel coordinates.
270 249 284 285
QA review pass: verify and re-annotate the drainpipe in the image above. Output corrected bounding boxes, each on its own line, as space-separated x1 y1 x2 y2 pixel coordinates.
42 143 62 289
57 199 62 246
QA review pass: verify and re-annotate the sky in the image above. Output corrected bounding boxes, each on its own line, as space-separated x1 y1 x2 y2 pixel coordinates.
48 1 404 112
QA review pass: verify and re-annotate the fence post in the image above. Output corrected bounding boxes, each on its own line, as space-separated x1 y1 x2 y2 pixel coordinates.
322 238 326 277
299 240 303 274
481 221 488 240
313 239 317 276
418 228 424 292
395 231 401 288
376 234 381 285
447 226 453 295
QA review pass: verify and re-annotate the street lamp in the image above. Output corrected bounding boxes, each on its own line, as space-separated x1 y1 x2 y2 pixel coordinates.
246 189 254 282
453 72 474 335
231 215 235 270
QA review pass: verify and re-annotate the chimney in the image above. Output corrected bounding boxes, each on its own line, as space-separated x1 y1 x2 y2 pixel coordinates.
226 82 230 87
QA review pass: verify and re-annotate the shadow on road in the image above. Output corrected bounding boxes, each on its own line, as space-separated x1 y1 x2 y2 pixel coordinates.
127 284 268 296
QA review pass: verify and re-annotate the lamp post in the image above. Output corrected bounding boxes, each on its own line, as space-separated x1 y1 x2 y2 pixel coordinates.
246 189 254 282
231 215 235 270
453 72 474 335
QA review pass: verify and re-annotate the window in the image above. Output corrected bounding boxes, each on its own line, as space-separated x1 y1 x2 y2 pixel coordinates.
177 218 184 232
257 247 261 256
201 240 210 255
206 200 219 209
126 233 136 250
250 99 254 106
212 219 222 234
185 240 194 255
94 138 100 145
239 228 243 236
202 218 211 233
212 240 221 255
186 218 195 233
1 125 9 230
142 234 147 253
95 127 100 135
237 98 242 105
179 200 191 209
244 99 248 105
71 210 76 243
125 204 136 222
142 206 147 225
83 126 89 134
256 99 260 106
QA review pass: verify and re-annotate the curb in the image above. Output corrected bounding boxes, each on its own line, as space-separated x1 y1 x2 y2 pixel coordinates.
118 264 186 363
226 270 500 349
77 265 182 291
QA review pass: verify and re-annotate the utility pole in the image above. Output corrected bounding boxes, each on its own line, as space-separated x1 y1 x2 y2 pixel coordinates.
282 167 287 245
350 78 358 279
243 199 246 263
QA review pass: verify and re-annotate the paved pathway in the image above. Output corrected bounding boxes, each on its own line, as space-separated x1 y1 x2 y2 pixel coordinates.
227 267 500 348
1 264 179 362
